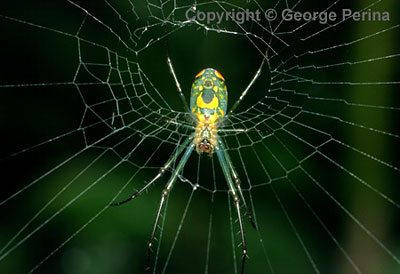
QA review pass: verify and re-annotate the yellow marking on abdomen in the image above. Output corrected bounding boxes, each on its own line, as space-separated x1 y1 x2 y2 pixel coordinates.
196 94 219 109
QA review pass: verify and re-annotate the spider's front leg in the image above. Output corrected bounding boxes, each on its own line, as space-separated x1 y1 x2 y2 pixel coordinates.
110 135 194 206
215 142 249 274
218 139 257 230
146 143 195 271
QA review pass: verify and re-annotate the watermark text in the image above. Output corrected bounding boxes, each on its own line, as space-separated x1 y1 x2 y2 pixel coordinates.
185 7 390 25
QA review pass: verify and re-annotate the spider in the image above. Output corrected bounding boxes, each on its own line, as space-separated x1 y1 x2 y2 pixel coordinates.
111 41 268 274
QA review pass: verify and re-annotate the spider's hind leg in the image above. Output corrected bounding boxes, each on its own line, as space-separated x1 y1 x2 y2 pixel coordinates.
163 24 190 112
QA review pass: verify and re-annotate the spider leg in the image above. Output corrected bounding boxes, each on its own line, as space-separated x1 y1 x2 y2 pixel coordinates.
228 42 272 116
110 135 194 206
218 128 271 135
218 139 257 230
164 119 195 130
215 141 248 274
147 143 195 270
164 26 190 112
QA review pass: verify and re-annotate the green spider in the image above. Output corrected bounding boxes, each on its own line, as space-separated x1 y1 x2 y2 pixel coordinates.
112 57 266 273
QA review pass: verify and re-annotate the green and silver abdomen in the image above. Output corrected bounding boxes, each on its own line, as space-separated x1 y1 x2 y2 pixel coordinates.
190 68 227 122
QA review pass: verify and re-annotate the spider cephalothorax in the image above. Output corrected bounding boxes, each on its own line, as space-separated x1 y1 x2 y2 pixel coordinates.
190 68 227 155
194 120 217 156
